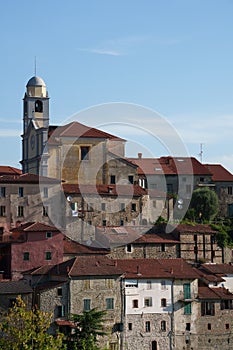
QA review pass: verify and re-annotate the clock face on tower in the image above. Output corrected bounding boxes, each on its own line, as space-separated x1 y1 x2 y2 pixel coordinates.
30 135 35 150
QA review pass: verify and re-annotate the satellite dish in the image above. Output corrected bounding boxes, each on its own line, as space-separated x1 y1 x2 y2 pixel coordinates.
66 196 72 202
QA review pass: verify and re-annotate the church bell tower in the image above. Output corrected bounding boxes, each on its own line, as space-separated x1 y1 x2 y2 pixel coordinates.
21 76 50 175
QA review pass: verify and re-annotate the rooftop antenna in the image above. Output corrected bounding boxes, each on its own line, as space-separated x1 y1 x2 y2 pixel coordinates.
199 143 204 163
34 56 37 76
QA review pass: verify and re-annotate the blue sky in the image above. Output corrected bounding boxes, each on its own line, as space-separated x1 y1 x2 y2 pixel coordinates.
0 0 233 172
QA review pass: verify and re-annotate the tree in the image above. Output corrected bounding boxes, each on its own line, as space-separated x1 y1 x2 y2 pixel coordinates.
68 308 107 350
188 187 219 222
0 296 65 350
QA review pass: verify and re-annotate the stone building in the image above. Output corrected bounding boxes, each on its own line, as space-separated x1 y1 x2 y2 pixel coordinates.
0 172 61 233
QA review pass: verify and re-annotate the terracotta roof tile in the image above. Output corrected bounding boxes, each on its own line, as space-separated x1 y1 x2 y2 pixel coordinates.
129 156 212 176
63 238 109 255
11 222 60 233
0 173 60 184
48 121 125 141
205 164 233 182
198 286 233 300
0 166 21 175
0 280 32 294
63 183 146 197
201 263 233 275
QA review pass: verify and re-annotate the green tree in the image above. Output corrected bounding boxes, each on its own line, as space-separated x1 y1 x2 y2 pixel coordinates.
0 296 65 350
68 308 107 350
189 187 219 222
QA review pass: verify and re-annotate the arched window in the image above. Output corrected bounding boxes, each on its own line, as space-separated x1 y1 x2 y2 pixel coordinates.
35 100 43 112
152 340 157 350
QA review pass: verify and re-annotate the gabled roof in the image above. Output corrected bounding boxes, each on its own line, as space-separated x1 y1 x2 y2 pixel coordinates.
63 237 109 255
152 223 218 235
11 222 61 233
204 164 233 182
0 173 60 184
0 166 21 176
201 263 233 276
133 233 179 244
0 280 32 294
115 258 199 279
198 286 233 300
129 156 212 176
48 121 125 141
62 183 147 197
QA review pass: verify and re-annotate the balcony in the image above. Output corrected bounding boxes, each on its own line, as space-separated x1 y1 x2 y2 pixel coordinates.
177 291 196 302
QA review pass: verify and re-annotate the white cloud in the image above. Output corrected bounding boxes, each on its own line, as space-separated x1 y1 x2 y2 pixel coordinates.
0 129 20 137
77 48 122 56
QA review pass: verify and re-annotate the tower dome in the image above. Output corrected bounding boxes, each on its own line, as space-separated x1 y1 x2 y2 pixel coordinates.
26 76 46 87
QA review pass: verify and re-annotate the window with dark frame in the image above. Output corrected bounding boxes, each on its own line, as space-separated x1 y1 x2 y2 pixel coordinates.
161 298 167 307
23 252 30 261
0 206 6 217
106 298 114 310
57 287 63 296
110 175 116 184
80 146 90 160
0 187 6 197
83 299 91 311
128 323 132 331
18 187 24 197
161 320 166 331
132 299 139 308
145 321 151 332
17 206 24 217
45 251 52 260
128 175 134 184
144 297 152 307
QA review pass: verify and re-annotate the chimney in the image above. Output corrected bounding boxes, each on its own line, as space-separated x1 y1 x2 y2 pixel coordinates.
138 153 142 159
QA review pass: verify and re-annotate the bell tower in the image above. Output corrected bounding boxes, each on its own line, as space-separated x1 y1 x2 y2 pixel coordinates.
21 76 50 175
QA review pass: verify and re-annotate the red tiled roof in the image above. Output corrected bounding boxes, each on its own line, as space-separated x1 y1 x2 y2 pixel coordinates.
198 286 233 300
205 164 233 182
68 255 123 277
152 223 218 235
201 263 233 275
63 238 109 255
48 121 125 141
56 320 74 327
115 258 199 279
62 183 147 197
11 222 60 233
0 173 60 184
129 156 212 176
194 267 224 283
0 166 21 175
133 233 179 244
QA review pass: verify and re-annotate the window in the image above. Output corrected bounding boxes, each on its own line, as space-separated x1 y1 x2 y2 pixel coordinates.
161 280 166 290
120 219 124 226
0 206 6 217
102 220 107 226
83 280 90 289
152 341 157 350
105 279 113 289
57 305 65 317
128 323 132 331
131 203 136 212
101 203 106 211
146 280 152 289
17 206 24 217
126 244 132 253
186 323 191 331
46 232 52 239
226 323 230 330
128 175 134 184
182 177 187 182
110 175 116 184
186 184 191 194
18 187 24 197
120 203 125 211
167 184 173 193
132 299 139 308
145 321 151 332
161 320 166 331
23 252 30 261
161 243 166 252
45 252 52 260
43 187 48 198
110 343 118 350
35 100 43 112
161 298 167 307
57 287 63 296
228 186 233 195
201 301 215 316
83 299 91 311
183 283 191 300
80 146 90 160
208 323 211 330
184 302 192 315
221 300 233 310
43 206 48 217
106 298 114 310
9 298 17 307
0 187 6 197
144 297 152 307
194 234 197 242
